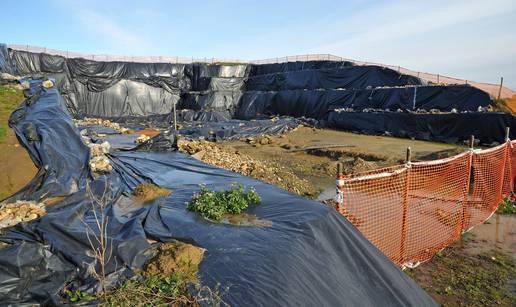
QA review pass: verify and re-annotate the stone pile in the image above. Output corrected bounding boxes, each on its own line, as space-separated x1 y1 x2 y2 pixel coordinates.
0 201 46 229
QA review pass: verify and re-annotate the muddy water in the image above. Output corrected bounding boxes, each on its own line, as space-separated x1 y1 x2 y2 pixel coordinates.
316 183 337 201
463 213 516 257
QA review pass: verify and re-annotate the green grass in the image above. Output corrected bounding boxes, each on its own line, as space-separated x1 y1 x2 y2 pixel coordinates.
188 184 261 221
406 247 516 307
0 85 24 143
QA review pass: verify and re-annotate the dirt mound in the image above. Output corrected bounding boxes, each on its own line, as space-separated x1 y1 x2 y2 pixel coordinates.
178 140 317 196
144 241 205 284
0 200 46 229
133 183 171 202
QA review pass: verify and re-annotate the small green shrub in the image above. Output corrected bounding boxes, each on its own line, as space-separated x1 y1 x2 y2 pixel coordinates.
497 198 515 215
65 289 95 302
187 184 261 221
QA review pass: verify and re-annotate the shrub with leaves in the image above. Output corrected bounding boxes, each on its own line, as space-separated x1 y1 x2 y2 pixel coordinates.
187 184 261 221
497 198 515 215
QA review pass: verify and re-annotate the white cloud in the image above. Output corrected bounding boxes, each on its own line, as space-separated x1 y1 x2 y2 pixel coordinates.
54 0 149 54
305 0 516 56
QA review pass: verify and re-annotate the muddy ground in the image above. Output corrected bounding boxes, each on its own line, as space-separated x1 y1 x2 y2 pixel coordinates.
406 214 515 306
219 126 465 198
0 86 37 200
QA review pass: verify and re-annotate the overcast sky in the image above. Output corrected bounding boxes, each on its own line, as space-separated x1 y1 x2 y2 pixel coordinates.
1 0 515 89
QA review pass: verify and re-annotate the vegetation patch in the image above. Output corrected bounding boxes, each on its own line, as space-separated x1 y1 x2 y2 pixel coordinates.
105 274 197 306
490 98 513 114
188 184 261 221
406 236 516 307
497 198 515 215
133 183 171 202
105 241 204 306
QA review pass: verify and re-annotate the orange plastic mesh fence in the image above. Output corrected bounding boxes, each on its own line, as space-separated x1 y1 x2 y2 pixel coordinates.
337 142 514 267
465 143 511 229
338 165 408 264
511 140 516 195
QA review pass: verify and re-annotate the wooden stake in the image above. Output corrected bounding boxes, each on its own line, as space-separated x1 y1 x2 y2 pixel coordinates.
498 77 504 100
505 127 510 141
406 147 411 163
337 162 343 178
469 135 475 149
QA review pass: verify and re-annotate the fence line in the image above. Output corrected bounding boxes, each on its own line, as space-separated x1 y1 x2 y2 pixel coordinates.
7 44 514 99
336 139 514 267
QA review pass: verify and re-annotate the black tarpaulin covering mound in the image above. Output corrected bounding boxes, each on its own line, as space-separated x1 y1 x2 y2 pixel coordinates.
0 81 437 306
326 111 516 144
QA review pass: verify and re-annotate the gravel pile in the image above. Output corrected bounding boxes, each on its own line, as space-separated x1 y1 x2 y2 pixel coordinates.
73 117 130 133
0 201 46 229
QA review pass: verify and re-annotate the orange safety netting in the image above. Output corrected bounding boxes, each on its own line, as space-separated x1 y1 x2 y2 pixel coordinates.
337 141 514 267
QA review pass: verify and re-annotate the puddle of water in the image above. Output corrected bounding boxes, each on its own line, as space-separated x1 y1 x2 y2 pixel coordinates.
317 186 337 201
463 213 515 257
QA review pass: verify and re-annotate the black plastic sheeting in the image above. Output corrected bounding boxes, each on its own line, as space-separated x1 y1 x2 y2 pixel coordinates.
326 111 516 144
0 81 437 306
245 66 422 91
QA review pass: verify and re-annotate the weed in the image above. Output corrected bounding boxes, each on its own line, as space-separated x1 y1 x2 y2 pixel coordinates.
65 289 95 302
408 247 516 306
81 181 114 301
497 198 515 215
105 274 197 306
187 184 261 221
490 98 513 114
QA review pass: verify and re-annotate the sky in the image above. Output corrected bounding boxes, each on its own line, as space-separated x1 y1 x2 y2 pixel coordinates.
1 0 516 89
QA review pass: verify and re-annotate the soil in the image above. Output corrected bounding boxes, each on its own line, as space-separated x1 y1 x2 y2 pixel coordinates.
220 213 273 227
131 128 161 138
506 95 516 113
144 241 205 284
221 127 464 198
0 86 37 200
133 183 171 203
